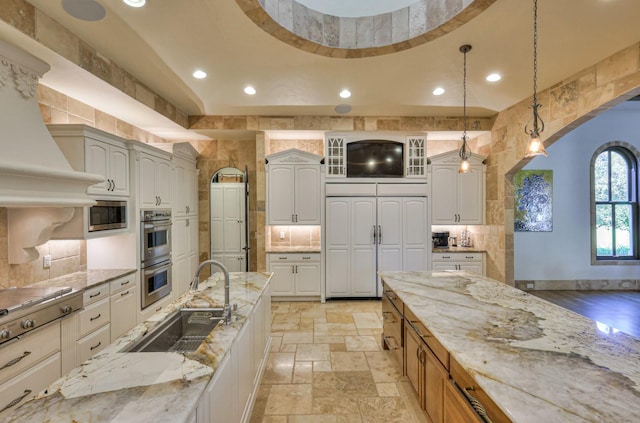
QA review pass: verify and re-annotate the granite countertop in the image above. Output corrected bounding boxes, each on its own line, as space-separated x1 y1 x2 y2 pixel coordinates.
29 268 137 291
432 246 485 253
266 247 321 253
379 270 640 423
5 272 273 423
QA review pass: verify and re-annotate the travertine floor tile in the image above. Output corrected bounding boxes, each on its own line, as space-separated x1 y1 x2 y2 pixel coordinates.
293 361 313 384
353 312 382 329
283 331 314 344
330 351 370 371
296 343 331 361
365 351 403 383
313 371 378 398
262 352 294 384
264 384 313 415
345 335 381 352
376 382 400 397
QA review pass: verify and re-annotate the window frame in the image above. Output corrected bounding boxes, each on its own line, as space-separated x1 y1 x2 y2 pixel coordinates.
590 142 640 264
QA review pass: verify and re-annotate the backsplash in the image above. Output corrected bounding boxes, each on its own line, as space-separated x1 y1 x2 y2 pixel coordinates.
268 226 321 249
431 225 487 250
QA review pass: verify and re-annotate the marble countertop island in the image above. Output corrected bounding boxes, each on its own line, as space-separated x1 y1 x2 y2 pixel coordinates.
5 272 272 423
379 270 640 423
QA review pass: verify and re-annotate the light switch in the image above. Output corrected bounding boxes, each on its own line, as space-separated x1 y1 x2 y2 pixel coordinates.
279 231 285 239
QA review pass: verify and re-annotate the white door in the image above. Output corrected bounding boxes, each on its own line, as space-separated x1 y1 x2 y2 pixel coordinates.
350 198 377 296
270 263 295 295
294 165 321 224
211 183 246 271
109 145 129 195
326 198 350 296
431 165 457 224
296 262 320 295
85 139 109 194
139 154 157 207
458 167 483 224
156 158 172 206
403 197 428 271
267 165 295 224
377 198 403 275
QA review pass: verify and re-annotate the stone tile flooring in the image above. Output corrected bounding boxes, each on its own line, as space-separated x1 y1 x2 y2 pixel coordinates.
250 301 428 423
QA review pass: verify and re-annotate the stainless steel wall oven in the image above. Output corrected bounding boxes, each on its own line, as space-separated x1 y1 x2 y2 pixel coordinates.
140 209 172 309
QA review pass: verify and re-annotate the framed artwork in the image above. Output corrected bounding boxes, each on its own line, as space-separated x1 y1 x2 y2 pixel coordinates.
514 169 553 232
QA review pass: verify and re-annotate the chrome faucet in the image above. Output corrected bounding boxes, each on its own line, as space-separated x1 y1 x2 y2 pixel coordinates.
191 259 232 325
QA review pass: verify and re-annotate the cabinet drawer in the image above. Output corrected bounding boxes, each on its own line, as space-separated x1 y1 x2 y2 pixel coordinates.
268 253 320 262
0 321 60 384
78 298 110 337
77 324 110 363
405 307 449 370
110 273 135 295
83 284 109 305
382 294 403 367
382 282 404 314
432 253 482 262
0 352 61 416
450 356 511 423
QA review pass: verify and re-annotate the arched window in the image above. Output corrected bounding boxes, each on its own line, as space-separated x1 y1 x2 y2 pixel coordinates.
592 145 638 261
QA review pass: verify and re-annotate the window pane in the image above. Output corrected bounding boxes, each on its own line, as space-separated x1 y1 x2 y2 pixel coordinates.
615 204 632 256
610 151 629 201
596 204 613 256
594 153 609 201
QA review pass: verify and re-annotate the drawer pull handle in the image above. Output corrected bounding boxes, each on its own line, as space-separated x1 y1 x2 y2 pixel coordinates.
410 321 430 338
120 280 130 286
89 291 101 299
383 291 397 300
90 313 102 322
1 389 32 412
462 386 493 423
278 257 287 260
383 336 399 350
90 341 102 351
0 351 31 371
121 290 130 297
442 256 451 259
465 256 474 259
302 256 310 259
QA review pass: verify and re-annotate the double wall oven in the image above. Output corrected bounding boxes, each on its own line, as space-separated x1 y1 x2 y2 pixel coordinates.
140 209 172 309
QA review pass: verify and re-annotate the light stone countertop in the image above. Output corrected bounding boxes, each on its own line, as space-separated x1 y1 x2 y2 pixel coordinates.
379 270 640 423
29 268 137 291
5 272 273 423
432 246 485 253
266 247 321 253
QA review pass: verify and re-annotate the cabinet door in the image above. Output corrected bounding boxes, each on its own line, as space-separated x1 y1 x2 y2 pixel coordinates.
156 158 172 206
269 263 295 295
187 167 198 214
424 345 447 423
139 154 158 207
404 323 424 408
236 319 254 422
206 349 237 423
457 168 483 224
326 198 350 297
267 165 295 224
403 197 428 271
173 217 188 260
85 138 110 194
223 184 244 253
173 255 190 298
295 262 320 295
377 198 403 274
432 262 456 271
110 287 136 342
459 262 483 275
110 144 129 195
444 380 484 423
173 159 188 215
431 165 457 224
294 165 321 224
350 198 377 296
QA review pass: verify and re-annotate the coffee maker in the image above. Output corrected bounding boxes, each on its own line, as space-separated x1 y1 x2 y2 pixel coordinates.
432 231 449 248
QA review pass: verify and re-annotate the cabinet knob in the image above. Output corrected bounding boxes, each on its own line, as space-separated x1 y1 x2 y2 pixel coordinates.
0 329 11 340
21 319 35 329
61 305 73 314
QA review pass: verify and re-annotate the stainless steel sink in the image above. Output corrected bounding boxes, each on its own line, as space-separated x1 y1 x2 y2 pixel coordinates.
125 308 224 353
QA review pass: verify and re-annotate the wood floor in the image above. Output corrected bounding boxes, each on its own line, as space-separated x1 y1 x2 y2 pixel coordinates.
530 290 640 339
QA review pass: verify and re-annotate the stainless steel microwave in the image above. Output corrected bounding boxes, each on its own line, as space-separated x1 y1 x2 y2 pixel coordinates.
88 200 127 232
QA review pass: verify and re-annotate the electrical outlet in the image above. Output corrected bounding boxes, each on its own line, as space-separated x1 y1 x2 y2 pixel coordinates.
526 283 534 289
43 254 52 268
279 231 285 240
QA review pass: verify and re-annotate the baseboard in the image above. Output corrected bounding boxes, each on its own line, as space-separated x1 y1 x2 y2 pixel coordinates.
515 279 640 291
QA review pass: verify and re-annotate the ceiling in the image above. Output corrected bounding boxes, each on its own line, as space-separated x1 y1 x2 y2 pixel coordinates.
11 0 640 141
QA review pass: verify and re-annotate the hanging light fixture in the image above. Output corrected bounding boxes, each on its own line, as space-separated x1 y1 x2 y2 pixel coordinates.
458 44 472 173
524 0 547 157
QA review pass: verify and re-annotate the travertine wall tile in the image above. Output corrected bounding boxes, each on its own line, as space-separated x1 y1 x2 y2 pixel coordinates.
374 13 392 47
356 16 374 49
35 10 80 64
391 8 409 44
0 0 35 37
408 1 427 39
278 0 294 31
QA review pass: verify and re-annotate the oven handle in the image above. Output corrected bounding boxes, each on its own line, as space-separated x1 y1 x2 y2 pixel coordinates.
143 221 172 230
143 262 172 276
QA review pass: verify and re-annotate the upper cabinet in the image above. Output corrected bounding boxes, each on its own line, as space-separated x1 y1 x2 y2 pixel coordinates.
49 124 130 197
130 143 172 209
325 132 427 180
266 149 323 225
429 150 486 225
170 143 199 217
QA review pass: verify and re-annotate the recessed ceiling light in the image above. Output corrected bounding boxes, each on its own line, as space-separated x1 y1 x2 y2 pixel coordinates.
433 87 445 96
486 73 502 82
62 0 106 21
123 0 146 7
244 86 256 95
339 89 351 99
192 70 207 79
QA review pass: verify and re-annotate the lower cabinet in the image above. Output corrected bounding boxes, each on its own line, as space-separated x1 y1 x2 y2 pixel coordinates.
432 252 485 275
196 283 271 423
444 379 484 423
267 253 320 298
0 321 62 416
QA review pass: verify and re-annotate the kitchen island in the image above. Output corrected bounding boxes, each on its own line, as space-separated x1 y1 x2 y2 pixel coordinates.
380 270 640 423
4 271 272 423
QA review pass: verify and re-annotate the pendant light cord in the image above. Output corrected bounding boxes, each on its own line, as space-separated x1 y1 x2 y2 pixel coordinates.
526 0 544 137
459 44 472 161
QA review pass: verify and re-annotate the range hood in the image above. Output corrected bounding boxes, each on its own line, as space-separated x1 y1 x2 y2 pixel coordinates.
0 40 103 263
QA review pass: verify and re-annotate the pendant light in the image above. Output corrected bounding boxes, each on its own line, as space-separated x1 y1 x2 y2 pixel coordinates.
524 0 547 157
458 44 472 173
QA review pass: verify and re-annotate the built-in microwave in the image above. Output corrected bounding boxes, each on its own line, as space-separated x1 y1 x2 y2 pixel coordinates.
88 200 127 232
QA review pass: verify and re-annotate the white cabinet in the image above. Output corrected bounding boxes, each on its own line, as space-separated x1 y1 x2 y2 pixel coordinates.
137 148 172 208
430 150 485 225
49 124 130 196
432 252 485 275
325 194 429 298
268 253 320 297
266 149 323 225
173 216 199 298
211 183 247 272
325 133 427 178
110 274 137 341
172 143 199 217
